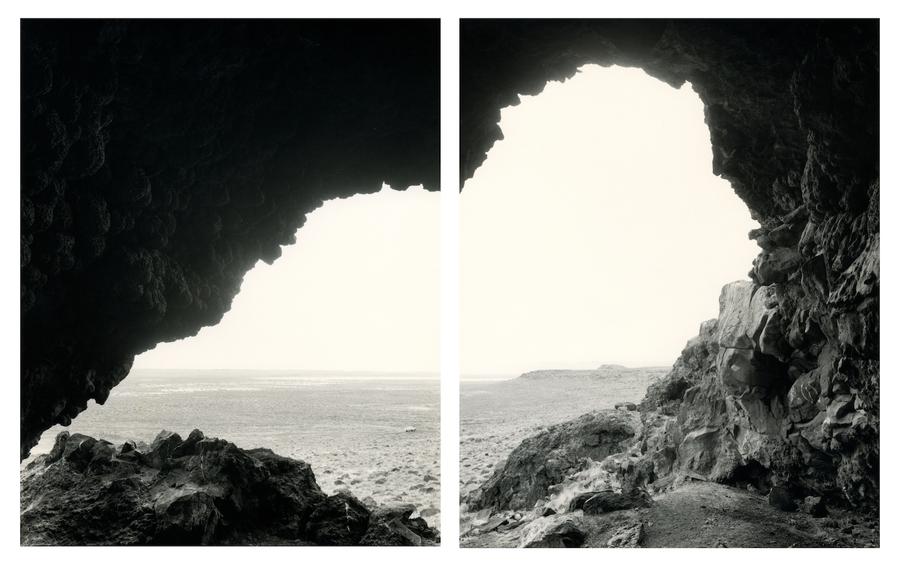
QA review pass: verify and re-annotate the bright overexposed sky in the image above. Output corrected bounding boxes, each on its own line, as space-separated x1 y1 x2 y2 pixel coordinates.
461 65 759 376
135 65 759 376
134 185 439 373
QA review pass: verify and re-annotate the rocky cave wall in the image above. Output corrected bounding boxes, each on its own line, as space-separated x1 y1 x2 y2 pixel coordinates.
461 20 879 506
21 20 439 458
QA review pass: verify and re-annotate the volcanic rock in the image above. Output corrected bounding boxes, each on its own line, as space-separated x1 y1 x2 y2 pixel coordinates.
467 410 640 511
20 431 439 546
520 515 586 548
581 489 653 515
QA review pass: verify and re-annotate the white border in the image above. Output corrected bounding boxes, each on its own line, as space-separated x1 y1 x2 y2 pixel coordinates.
2 1 897 563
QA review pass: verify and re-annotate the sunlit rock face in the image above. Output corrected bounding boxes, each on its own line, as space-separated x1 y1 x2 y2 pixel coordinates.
461 20 878 507
20 20 439 458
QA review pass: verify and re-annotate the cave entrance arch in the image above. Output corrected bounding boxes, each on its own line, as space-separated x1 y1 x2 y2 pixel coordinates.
461 64 759 377
459 19 879 508
28 186 441 516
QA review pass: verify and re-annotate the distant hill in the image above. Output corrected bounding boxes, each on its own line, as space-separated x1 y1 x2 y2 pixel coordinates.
516 365 670 381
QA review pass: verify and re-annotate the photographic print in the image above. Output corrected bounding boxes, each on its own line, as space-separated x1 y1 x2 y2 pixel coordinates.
20 18 440 546
459 19 879 548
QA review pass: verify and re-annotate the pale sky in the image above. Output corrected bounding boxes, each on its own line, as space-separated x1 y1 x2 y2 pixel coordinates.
135 65 758 376
135 185 439 373
461 65 759 376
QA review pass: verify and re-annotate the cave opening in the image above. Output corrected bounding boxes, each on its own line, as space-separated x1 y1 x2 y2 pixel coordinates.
459 64 765 511
29 184 441 522
461 65 760 378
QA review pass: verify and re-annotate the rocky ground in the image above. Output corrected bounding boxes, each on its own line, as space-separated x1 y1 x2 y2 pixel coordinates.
461 408 878 548
463 480 878 548
26 372 442 528
459 181 881 546
21 430 440 546
460 367 665 501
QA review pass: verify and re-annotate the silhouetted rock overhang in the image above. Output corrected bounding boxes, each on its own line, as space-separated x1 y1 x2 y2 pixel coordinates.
21 19 439 458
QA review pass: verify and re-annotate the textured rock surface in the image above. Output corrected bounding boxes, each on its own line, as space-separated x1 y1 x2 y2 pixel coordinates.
520 515 586 548
581 489 653 515
20 430 439 546
461 19 878 509
20 20 439 458
463 481 876 549
466 410 640 511
637 270 878 507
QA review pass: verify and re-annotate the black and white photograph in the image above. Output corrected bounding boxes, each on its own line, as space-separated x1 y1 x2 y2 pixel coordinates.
18 18 440 546
459 19 880 548
4 0 896 560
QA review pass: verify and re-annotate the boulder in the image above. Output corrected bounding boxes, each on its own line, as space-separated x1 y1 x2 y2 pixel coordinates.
171 429 205 458
305 492 371 545
568 491 603 512
146 430 183 468
581 489 653 515
520 515 586 548
467 410 640 511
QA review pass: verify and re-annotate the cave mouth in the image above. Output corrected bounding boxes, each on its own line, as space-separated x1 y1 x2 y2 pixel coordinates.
458 64 765 514
28 184 442 521
461 64 760 378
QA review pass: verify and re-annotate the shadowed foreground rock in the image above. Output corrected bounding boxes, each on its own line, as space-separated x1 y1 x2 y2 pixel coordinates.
20 430 439 546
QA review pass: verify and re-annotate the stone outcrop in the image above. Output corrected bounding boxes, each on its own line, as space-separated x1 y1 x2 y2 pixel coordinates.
637 270 878 507
461 19 878 510
466 410 641 511
20 430 439 546
20 20 439 458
